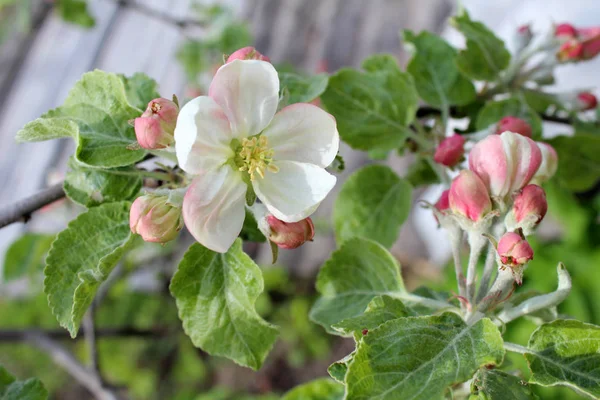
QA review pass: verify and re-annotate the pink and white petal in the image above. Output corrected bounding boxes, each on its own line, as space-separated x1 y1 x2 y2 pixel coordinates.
182 166 247 253
262 103 339 168
208 60 279 136
253 161 336 223
175 96 235 175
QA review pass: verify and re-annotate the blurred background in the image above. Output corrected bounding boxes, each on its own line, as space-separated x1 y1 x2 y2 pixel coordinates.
0 0 598 399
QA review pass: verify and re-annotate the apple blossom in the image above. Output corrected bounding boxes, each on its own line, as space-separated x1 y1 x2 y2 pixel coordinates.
468 131 542 200
449 170 492 223
497 232 534 267
531 142 558 185
174 59 339 253
505 184 548 234
134 98 179 149
433 134 465 167
555 23 578 38
226 47 270 63
130 195 184 243
576 92 598 110
496 116 532 138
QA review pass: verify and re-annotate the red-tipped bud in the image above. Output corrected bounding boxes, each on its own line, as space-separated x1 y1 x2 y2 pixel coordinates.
506 185 548 234
434 135 465 167
130 195 183 243
555 23 578 38
226 47 271 63
497 232 534 267
577 92 598 110
496 116 532 138
532 142 558 184
557 40 584 62
449 170 492 222
435 190 450 212
514 25 533 54
134 98 178 149
266 215 314 249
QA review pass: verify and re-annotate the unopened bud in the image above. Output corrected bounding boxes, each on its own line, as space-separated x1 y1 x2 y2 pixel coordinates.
497 232 534 267
557 39 584 62
576 92 598 110
433 135 465 167
555 23 578 38
435 190 450 212
130 195 183 243
496 116 532 138
531 142 558 185
226 47 270 63
267 215 314 249
514 25 533 54
134 98 179 149
505 184 548 234
469 131 542 199
449 170 492 222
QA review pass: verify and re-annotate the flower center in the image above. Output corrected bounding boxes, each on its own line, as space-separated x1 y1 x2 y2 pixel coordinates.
234 135 279 181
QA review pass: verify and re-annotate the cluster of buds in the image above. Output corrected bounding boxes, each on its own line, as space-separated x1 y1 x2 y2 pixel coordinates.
134 98 179 150
555 23 600 62
496 231 534 284
130 193 184 243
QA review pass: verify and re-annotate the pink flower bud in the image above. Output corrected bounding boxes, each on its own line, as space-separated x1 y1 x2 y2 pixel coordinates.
449 170 492 222
226 47 271 63
434 135 465 167
469 131 542 199
266 215 314 249
577 92 598 110
496 116 532 138
497 232 534 267
557 40 584 62
435 190 450 212
513 184 548 225
134 98 179 149
514 25 533 53
555 23 578 38
532 142 558 184
130 195 183 243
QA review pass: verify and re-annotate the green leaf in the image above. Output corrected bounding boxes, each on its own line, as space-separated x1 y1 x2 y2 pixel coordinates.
451 10 510 81
282 378 344 400
279 72 329 105
63 158 142 207
170 240 278 370
332 295 412 336
56 0 95 28
476 97 543 139
0 366 48 400
471 368 538 400
320 54 418 152
405 157 440 187
309 238 405 334
119 72 160 111
525 319 600 399
329 353 354 383
403 30 476 107
16 71 153 168
547 134 600 192
333 165 412 248
345 313 505 400
239 210 266 242
3 233 54 282
44 201 134 337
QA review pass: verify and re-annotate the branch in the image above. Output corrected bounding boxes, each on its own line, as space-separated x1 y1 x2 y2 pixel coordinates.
417 105 572 125
0 326 169 341
0 183 65 228
112 0 207 29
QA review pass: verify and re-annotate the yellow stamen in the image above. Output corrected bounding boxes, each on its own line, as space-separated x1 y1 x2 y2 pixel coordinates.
236 135 277 181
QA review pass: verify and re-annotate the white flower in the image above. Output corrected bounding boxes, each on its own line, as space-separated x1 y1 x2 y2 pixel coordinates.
174 60 339 253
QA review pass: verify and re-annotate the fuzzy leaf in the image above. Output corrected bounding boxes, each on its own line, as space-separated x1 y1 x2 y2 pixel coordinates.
471 368 538 400
334 165 412 248
170 240 278 370
279 72 329 105
0 365 48 400
282 378 344 400
333 295 412 336
547 134 600 192
44 202 133 337
345 313 505 400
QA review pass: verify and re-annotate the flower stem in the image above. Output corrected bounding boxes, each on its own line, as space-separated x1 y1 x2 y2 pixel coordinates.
476 245 496 304
466 233 486 304
392 292 459 313
449 230 467 311
504 342 530 355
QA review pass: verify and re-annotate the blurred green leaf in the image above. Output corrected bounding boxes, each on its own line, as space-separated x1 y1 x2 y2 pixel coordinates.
332 295 412 336
282 378 344 400
0 365 48 400
279 72 328 105
471 368 538 399
3 233 54 283
239 210 266 242
328 353 354 383
170 240 278 370
334 165 412 248
546 134 600 192
56 0 95 28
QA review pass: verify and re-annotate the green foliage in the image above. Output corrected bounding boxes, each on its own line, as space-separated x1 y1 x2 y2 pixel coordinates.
55 0 95 28
332 295 412 336
476 97 543 139
451 10 511 81
547 134 600 192
16 71 156 168
471 369 538 399
320 54 418 153
170 240 278 370
281 378 344 400
279 72 329 105
44 202 134 337
525 320 600 399
403 30 476 107
333 165 412 248
310 238 405 333
0 366 48 400
3 233 54 283
344 313 505 400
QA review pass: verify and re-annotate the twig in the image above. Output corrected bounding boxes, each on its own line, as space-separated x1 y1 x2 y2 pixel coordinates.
0 183 65 228
26 332 119 400
112 0 207 29
83 306 100 378
0 326 169 341
503 341 530 355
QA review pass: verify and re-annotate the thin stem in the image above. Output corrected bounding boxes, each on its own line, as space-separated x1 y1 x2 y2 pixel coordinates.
504 342 530 355
449 230 466 310
476 245 496 304
0 183 65 228
466 234 485 304
83 305 100 377
110 0 207 29
394 292 460 313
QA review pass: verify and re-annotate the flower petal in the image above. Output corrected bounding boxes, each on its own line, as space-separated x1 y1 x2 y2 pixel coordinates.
182 166 247 253
209 60 279 136
174 96 235 175
253 161 336 222
262 103 339 168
